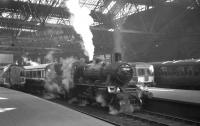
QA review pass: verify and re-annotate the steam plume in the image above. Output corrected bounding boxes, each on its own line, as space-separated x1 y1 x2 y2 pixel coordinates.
65 0 94 61
45 51 55 63
61 57 77 92
44 57 77 99
44 63 62 99
22 57 40 66
96 94 106 107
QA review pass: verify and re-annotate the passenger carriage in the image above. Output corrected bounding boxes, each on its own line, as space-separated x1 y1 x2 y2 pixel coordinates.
129 62 154 87
0 64 25 88
152 59 200 89
23 63 62 91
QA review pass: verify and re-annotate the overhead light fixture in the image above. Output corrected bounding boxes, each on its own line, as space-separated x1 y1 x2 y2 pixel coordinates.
108 28 114 32
1 12 10 17
165 0 174 2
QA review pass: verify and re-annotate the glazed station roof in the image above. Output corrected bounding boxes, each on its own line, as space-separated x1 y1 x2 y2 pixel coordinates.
0 0 198 54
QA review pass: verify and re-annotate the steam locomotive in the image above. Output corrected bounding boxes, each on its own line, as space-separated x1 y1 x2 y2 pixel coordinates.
21 58 145 113
0 64 25 88
152 59 200 90
67 60 147 114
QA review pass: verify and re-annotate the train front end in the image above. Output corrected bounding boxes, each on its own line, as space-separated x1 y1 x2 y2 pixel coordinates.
69 61 144 114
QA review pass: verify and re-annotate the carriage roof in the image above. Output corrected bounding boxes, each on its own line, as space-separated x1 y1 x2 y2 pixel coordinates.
0 64 24 72
151 59 200 66
129 62 153 68
23 63 53 70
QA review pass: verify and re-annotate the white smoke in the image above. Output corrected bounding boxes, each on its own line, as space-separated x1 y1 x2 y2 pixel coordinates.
65 0 94 61
109 105 120 115
61 57 77 92
44 57 77 99
45 51 55 63
43 63 62 99
22 57 40 66
96 94 107 107
95 92 136 115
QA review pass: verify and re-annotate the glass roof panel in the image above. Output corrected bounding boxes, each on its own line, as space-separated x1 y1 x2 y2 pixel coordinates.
114 3 154 20
46 17 70 25
13 0 63 7
79 0 104 11
13 0 104 10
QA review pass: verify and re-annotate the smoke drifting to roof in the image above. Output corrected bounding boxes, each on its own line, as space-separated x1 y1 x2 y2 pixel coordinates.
65 0 94 61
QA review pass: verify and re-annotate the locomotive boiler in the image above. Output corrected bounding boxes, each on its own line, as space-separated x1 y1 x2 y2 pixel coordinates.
73 61 133 87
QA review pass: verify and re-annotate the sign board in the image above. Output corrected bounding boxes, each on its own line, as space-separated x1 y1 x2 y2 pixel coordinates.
0 54 13 64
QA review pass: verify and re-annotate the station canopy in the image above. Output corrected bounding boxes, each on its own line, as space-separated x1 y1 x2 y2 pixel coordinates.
0 0 198 53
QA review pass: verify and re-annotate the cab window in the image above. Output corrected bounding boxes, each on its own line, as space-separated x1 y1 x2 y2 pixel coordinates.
137 69 145 76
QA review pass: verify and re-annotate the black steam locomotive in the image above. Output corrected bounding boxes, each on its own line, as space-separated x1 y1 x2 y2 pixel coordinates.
73 61 132 87
67 60 144 114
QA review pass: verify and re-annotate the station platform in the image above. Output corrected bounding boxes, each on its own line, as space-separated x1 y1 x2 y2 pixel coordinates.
147 87 200 105
0 87 114 126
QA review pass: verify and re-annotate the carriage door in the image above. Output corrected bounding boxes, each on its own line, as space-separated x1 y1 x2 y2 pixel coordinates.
10 66 21 86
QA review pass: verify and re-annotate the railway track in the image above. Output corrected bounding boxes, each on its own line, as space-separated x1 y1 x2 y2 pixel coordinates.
122 110 200 126
49 99 161 126
142 110 200 125
49 98 199 126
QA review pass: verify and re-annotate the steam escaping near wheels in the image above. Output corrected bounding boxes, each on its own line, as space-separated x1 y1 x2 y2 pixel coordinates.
61 57 77 92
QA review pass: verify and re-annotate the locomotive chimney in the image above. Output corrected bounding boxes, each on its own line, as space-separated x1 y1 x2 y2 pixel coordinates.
113 52 122 63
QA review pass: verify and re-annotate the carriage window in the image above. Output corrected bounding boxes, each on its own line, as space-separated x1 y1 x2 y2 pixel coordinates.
37 71 41 78
160 67 167 76
186 66 193 76
31 71 34 78
41 70 45 78
20 71 25 77
168 67 176 76
33 71 37 78
176 66 185 76
194 66 200 76
138 69 145 76
30 71 33 78
156 69 161 76
26 71 30 77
